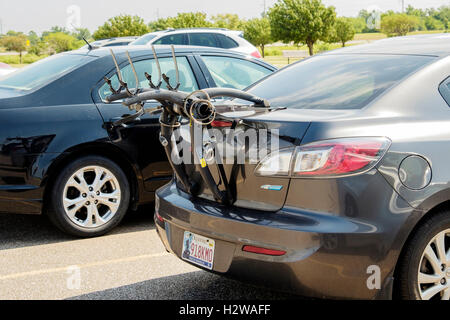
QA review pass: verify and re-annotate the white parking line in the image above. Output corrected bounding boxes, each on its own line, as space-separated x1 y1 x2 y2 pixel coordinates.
0 252 170 281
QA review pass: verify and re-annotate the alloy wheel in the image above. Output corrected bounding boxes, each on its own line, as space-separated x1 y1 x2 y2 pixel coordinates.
417 229 450 300
62 165 121 228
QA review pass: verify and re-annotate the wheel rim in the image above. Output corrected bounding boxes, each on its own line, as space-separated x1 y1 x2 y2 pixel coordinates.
417 228 450 300
62 165 121 229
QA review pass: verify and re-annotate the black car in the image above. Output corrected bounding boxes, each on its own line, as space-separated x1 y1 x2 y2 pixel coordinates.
148 34 450 300
0 45 275 237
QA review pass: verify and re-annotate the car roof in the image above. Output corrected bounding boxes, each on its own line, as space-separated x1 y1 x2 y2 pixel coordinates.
324 33 450 57
143 28 242 36
75 44 252 58
72 45 276 69
105 37 138 42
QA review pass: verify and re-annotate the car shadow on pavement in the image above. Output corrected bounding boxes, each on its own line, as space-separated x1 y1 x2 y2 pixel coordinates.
0 204 156 251
69 270 303 300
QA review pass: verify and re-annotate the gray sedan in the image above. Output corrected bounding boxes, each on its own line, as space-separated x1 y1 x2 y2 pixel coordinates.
154 34 450 300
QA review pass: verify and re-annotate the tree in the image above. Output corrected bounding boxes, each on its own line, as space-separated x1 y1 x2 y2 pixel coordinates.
243 18 272 57
403 5 427 30
149 12 213 31
72 28 91 41
28 41 47 56
329 17 355 47
44 32 80 54
0 34 27 63
268 0 336 56
406 5 426 17
27 31 40 46
211 14 245 30
349 17 366 33
424 16 444 30
93 15 149 40
149 18 172 32
6 30 24 36
381 14 419 37
434 5 450 29
170 12 213 29
42 26 70 38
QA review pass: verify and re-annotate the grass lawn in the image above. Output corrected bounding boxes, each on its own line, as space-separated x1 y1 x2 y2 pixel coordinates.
354 33 387 41
263 56 302 68
8 64 27 68
354 29 447 41
0 54 46 66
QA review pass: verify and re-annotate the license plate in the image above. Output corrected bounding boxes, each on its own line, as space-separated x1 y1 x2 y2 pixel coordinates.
182 231 215 270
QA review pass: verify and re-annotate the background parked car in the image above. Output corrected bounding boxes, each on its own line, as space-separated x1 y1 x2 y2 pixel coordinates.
0 63 16 77
131 28 263 58
0 45 275 237
81 36 139 49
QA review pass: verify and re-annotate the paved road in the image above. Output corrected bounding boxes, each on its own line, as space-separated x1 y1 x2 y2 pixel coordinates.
0 207 296 300
0 52 22 56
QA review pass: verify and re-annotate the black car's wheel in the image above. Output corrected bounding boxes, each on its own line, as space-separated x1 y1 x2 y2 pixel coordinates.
396 210 450 300
47 156 130 238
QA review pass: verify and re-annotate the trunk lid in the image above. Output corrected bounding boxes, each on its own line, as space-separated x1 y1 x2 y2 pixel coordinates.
177 109 313 212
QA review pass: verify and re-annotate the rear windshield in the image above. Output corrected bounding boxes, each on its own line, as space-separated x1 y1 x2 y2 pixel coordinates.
0 53 94 91
247 54 435 110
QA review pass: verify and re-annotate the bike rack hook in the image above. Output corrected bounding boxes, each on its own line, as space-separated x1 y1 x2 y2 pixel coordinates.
126 50 140 94
162 45 181 91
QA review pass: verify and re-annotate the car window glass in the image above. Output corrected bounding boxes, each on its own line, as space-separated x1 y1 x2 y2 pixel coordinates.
131 34 157 45
0 54 95 91
438 77 450 106
216 34 238 49
99 56 198 100
103 42 128 47
153 34 186 45
246 54 435 110
189 33 218 48
201 56 272 90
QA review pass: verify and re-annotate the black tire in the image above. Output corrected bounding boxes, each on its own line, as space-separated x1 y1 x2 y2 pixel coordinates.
396 210 450 300
47 156 130 238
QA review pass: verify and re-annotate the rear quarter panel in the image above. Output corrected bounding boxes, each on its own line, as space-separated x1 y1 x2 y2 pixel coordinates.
293 55 450 278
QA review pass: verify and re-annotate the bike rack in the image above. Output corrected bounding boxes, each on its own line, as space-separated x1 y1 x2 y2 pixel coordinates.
104 46 273 205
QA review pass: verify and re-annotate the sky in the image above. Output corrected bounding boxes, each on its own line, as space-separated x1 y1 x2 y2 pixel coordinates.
0 0 449 34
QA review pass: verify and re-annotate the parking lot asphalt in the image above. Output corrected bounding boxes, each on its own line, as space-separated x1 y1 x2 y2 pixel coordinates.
0 207 296 300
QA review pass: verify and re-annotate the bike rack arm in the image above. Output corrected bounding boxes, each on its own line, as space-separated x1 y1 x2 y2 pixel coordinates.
122 90 188 107
107 87 269 111
201 88 270 108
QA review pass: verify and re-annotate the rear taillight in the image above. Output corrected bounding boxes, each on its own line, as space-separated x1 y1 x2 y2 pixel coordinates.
250 50 262 59
255 137 391 178
211 120 233 128
254 149 293 176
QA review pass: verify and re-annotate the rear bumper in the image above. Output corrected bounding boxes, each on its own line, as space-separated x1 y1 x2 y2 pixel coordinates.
155 179 415 300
